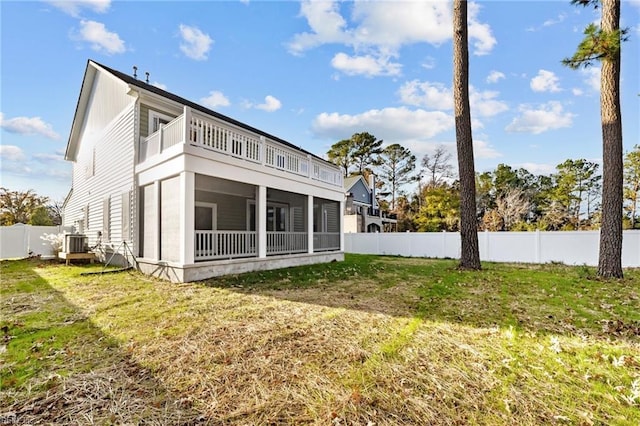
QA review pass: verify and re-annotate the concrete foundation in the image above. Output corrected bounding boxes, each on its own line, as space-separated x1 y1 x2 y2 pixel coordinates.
137 251 345 283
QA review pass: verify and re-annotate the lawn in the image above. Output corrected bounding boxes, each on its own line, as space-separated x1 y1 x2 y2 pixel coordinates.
1 255 638 425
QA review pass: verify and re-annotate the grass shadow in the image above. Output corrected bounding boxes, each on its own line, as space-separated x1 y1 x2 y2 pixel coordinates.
0 258 204 425
202 254 640 342
6 255 637 425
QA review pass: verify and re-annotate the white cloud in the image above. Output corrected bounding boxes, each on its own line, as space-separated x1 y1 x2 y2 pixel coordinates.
151 82 167 90
530 69 562 93
474 140 502 159
505 101 575 134
287 1 349 55
543 13 566 27
42 168 72 180
46 0 110 17
349 1 453 49
467 2 496 56
421 56 436 70
398 80 453 110
179 24 213 61
515 162 556 176
470 89 509 117
77 20 125 54
255 95 282 112
0 112 60 139
398 80 508 117
396 138 500 170
33 152 65 163
331 52 401 77
526 12 567 32
572 88 584 96
311 107 454 141
200 91 230 108
0 145 26 162
288 0 495 75
402 141 455 165
581 66 600 92
486 70 505 84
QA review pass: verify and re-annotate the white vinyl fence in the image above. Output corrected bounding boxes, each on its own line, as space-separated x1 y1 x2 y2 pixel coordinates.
345 230 640 268
0 224 72 260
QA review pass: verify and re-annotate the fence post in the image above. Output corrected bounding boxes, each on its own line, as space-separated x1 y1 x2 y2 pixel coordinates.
535 229 541 263
484 230 490 261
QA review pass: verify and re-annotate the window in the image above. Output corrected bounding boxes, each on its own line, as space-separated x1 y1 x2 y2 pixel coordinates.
267 204 287 231
247 201 288 231
148 110 174 134
195 202 217 231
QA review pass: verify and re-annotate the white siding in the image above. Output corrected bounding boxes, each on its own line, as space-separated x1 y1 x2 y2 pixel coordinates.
160 176 181 262
63 68 136 252
80 70 133 141
141 184 156 259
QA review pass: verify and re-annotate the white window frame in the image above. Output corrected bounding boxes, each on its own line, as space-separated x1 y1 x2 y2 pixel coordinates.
148 110 175 135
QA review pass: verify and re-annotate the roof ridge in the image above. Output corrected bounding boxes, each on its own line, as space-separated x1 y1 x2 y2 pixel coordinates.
89 60 325 162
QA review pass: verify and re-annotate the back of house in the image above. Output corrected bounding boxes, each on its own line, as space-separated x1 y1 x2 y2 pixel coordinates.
62 60 344 282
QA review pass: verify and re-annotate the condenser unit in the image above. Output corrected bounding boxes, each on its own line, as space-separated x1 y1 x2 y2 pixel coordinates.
64 234 88 253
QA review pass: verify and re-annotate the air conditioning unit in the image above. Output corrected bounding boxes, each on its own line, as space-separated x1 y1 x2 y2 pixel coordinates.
64 234 88 253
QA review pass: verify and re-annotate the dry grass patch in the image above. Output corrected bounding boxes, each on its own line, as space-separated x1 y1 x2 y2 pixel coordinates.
1 255 639 425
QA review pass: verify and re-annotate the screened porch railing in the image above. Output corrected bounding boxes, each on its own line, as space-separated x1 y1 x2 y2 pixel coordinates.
313 232 341 251
266 232 308 255
195 231 256 260
195 230 339 261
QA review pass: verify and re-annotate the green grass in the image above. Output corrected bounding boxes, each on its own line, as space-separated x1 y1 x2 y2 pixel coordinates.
1 255 638 425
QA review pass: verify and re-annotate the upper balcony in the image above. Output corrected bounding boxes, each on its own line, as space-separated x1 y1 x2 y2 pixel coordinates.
138 106 343 189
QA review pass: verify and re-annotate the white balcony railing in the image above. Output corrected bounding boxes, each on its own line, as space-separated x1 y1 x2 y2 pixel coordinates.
195 231 257 260
139 106 343 188
266 232 308 255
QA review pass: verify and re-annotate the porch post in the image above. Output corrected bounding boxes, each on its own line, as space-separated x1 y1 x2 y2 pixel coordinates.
180 171 195 264
307 195 314 254
153 180 161 260
258 185 267 258
340 199 345 252
183 105 191 143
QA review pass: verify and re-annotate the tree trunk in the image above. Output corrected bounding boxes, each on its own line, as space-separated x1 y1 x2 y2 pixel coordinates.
598 0 623 278
453 0 481 270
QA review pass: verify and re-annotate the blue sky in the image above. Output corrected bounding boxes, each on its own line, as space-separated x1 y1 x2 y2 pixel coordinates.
1 0 639 202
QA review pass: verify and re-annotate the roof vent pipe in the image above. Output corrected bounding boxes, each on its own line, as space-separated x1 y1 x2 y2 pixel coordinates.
145 72 150 84
133 66 138 79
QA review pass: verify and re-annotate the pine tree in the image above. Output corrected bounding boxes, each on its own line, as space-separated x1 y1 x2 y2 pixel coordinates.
563 0 626 278
379 143 417 211
453 0 480 270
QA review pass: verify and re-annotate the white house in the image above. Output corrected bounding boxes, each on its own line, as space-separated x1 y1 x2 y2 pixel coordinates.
62 60 344 282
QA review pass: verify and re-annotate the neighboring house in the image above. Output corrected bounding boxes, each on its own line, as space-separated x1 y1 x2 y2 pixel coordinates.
344 175 397 233
62 60 344 282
